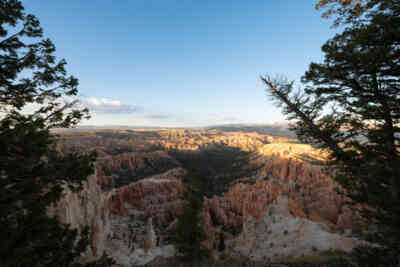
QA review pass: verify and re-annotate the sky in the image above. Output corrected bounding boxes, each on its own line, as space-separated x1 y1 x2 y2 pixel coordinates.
23 0 338 127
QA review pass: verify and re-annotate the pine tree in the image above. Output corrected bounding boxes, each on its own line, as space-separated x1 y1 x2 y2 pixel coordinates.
0 1 112 266
316 0 381 25
262 0 399 266
218 232 225 252
172 171 210 262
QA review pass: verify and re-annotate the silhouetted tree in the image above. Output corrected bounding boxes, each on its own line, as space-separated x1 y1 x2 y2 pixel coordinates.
0 1 112 266
172 171 210 262
316 0 379 25
315 0 399 26
218 232 225 252
263 0 399 266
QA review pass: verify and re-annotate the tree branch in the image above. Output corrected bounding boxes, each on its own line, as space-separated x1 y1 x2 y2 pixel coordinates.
261 76 346 159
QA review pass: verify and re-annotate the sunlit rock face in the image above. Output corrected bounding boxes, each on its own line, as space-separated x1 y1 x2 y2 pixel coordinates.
227 196 366 261
256 155 356 231
201 147 363 251
53 130 366 266
159 131 273 151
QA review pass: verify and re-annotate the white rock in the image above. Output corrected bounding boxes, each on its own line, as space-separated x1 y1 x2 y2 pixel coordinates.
229 196 366 261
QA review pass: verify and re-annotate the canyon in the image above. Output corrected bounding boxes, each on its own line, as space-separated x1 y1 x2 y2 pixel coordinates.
52 128 368 266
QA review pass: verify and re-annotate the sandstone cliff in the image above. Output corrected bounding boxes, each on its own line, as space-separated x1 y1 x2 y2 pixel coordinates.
48 169 111 261
52 167 188 265
200 148 364 252
229 196 366 262
52 129 367 266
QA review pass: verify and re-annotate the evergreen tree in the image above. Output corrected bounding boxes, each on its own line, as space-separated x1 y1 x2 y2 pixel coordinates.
218 232 225 252
172 171 210 262
0 1 112 266
316 0 381 25
262 0 399 265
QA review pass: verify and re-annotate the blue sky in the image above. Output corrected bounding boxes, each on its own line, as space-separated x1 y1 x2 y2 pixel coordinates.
24 1 337 127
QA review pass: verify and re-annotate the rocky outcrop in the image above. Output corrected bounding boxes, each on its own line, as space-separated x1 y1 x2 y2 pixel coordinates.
144 217 156 253
97 151 180 189
104 168 185 265
257 143 329 161
107 168 185 222
201 149 364 252
250 151 360 231
48 169 111 260
202 180 281 249
51 167 184 266
159 131 272 151
53 129 368 266
228 196 367 261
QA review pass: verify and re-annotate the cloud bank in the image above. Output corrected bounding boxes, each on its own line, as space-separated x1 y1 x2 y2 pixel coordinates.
144 114 170 120
80 97 142 114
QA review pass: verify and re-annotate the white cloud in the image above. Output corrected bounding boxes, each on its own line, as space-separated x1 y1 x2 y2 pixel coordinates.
86 98 121 106
80 97 142 114
144 114 170 120
18 96 142 117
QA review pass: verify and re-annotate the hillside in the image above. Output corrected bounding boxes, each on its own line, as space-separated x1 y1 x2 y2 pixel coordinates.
52 128 367 266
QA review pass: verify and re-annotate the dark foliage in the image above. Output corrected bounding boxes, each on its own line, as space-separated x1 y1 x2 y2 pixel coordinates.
316 0 398 26
218 232 225 252
263 0 400 266
172 171 210 262
0 1 112 266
